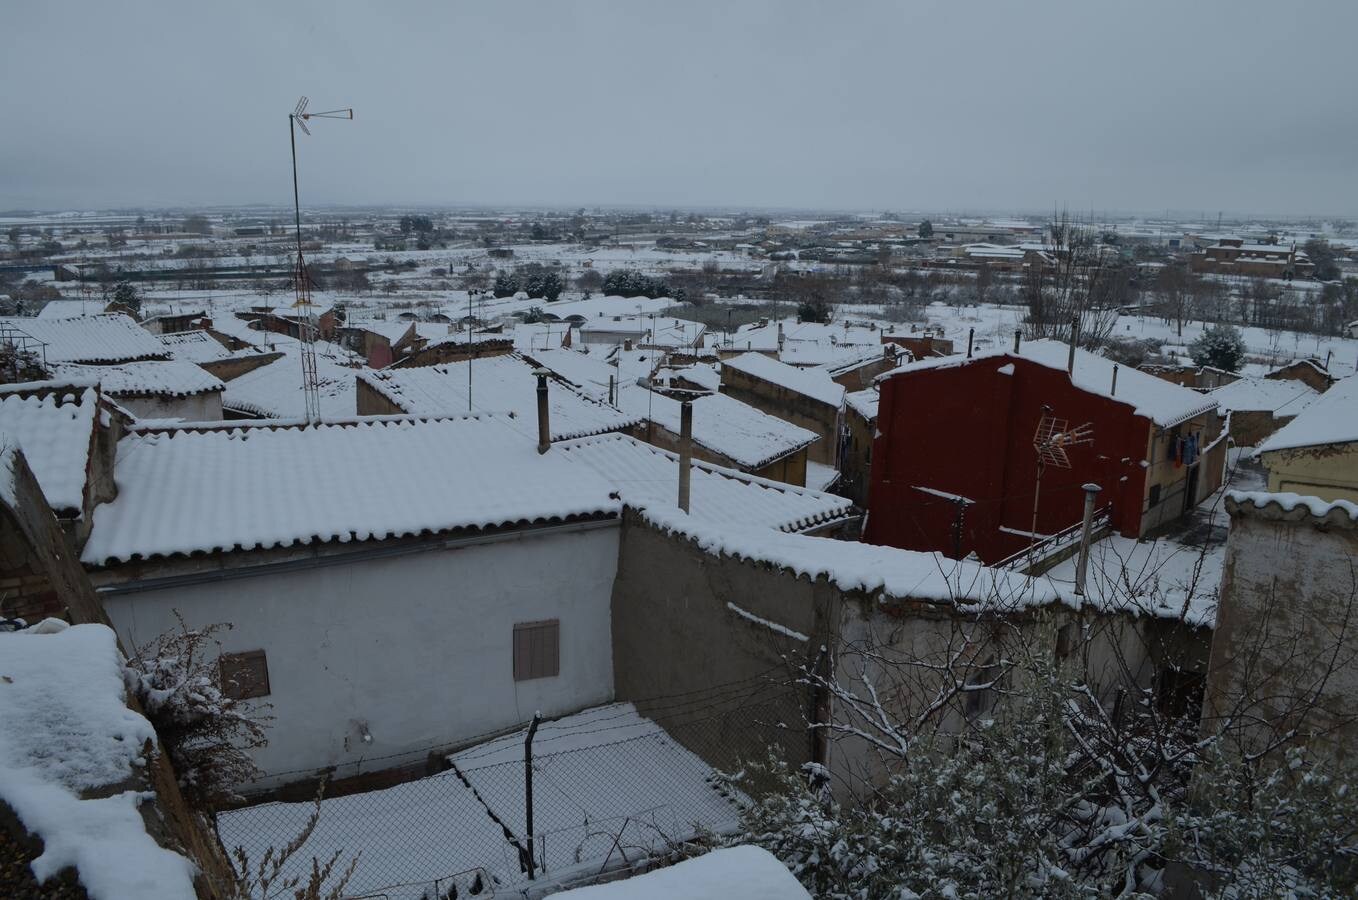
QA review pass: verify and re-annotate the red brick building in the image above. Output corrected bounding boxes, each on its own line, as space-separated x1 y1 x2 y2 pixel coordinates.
864 341 1225 564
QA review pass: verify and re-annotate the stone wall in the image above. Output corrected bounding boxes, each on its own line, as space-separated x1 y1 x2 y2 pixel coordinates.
1206 494 1358 758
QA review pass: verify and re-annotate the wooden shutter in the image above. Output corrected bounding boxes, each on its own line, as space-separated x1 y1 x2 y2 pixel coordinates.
220 650 271 699
513 620 560 681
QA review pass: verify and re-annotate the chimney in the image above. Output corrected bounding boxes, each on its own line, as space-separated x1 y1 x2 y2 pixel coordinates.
623 338 633 352
1067 315 1080 374
1013 329 1021 353
777 322 785 352
677 400 693 513
1074 483 1102 596
1110 364 1119 397
966 328 974 358
534 369 551 454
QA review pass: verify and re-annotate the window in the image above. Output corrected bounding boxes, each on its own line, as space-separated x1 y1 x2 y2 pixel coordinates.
1148 483 1162 508
220 650 270 700
513 620 560 681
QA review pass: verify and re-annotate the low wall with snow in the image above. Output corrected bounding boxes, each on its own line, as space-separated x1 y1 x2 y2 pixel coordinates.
100 523 622 790
612 510 1208 793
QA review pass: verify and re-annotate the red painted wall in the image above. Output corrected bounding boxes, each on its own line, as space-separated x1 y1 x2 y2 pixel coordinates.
864 356 1151 564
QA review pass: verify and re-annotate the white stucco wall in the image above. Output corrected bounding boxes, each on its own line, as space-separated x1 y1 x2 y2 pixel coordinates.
117 392 224 422
102 523 620 786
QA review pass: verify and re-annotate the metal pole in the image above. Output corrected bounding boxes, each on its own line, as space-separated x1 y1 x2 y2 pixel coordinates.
289 116 303 261
524 712 541 879
678 400 693 513
468 290 473 413
1074 483 1102 596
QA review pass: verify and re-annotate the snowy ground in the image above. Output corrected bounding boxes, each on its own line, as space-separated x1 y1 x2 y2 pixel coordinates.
217 704 739 899
1043 448 1266 628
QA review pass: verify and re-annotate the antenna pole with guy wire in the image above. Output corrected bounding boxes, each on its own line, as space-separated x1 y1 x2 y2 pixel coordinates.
288 96 352 423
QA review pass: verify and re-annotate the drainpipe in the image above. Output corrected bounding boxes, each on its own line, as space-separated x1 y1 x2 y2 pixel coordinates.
1074 483 1101 597
678 400 693 513
534 369 550 454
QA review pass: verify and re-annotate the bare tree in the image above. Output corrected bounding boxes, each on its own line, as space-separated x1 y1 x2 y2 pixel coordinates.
1021 213 1123 349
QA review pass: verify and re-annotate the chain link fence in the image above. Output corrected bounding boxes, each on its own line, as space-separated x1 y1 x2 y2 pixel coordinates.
217 685 809 899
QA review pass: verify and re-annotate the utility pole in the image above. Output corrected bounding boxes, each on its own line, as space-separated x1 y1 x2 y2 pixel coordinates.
287 97 352 423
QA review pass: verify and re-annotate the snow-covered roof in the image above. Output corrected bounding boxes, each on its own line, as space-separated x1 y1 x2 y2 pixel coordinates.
1020 341 1218 427
81 416 621 565
557 433 853 533
358 354 639 441
579 316 705 348
51 360 224 398
523 347 619 400
1 314 170 364
878 341 1219 428
156 329 232 362
35 299 106 320
1206 376 1317 415
1257 374 1358 454
616 387 819 470
845 386 880 421
347 320 416 343
222 348 357 419
556 846 809 899
220 702 738 896
656 362 721 392
0 621 197 899
0 381 97 514
722 352 846 408
642 507 1069 611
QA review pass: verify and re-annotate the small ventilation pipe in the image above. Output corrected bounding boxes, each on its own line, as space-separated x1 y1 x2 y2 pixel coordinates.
1013 329 1021 353
1067 315 1080 374
677 400 693 513
966 328 974 358
1110 364 1119 397
534 369 551 454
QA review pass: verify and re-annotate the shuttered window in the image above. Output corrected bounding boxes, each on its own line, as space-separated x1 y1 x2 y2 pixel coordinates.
513 620 560 681
220 650 270 699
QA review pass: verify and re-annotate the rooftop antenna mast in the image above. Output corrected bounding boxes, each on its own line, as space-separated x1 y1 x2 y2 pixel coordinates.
1029 405 1094 563
288 96 353 422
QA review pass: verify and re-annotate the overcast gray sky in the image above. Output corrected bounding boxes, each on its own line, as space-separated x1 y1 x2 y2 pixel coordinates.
3 0 1355 216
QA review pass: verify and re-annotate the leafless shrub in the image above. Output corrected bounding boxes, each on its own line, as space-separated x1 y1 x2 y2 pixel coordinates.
125 613 273 806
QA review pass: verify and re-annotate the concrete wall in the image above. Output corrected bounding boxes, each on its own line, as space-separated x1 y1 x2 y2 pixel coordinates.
99 523 621 789
1206 496 1358 757
200 352 284 382
1141 410 1227 535
117 392 224 423
840 404 874 508
611 513 1209 793
610 513 829 783
1259 442 1358 504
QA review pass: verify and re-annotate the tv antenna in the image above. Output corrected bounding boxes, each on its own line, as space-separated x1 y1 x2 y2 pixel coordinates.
1029 406 1094 559
288 96 353 422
